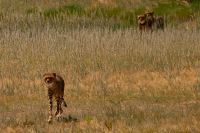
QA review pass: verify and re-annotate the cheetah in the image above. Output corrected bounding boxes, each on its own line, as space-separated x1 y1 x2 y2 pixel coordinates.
43 73 67 123
137 14 147 32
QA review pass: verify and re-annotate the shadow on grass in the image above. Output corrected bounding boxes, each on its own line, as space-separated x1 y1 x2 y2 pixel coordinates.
57 115 79 123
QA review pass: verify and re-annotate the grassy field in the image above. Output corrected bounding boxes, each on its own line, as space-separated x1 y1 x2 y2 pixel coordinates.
0 0 200 133
0 27 200 132
0 0 200 30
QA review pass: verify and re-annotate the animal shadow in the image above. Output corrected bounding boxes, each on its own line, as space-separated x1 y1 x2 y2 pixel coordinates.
57 115 79 123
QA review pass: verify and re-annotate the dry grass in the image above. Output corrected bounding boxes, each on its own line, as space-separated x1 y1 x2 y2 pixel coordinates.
0 26 200 133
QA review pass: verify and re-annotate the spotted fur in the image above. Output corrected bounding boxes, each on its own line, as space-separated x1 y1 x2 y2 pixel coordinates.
137 14 146 32
137 11 165 32
43 73 67 123
155 16 164 30
145 11 155 32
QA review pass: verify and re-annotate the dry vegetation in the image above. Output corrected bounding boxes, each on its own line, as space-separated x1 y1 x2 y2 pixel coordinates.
0 0 200 133
0 27 200 132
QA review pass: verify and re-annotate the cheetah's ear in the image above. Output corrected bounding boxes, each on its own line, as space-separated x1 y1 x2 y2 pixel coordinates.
43 73 47 77
52 73 56 77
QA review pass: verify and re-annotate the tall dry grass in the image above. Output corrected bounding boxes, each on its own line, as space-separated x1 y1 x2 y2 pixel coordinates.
0 1 200 132
0 25 200 132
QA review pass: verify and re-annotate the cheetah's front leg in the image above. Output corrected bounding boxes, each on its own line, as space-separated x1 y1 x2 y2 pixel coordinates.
48 92 53 123
55 98 60 116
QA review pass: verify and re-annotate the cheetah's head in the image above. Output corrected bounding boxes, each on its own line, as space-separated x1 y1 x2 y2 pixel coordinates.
43 73 56 84
145 11 154 17
137 15 146 25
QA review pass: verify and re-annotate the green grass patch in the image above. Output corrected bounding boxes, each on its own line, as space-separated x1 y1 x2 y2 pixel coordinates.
191 0 200 12
154 1 192 20
44 4 85 18
43 4 137 28
134 6 146 16
61 4 85 15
